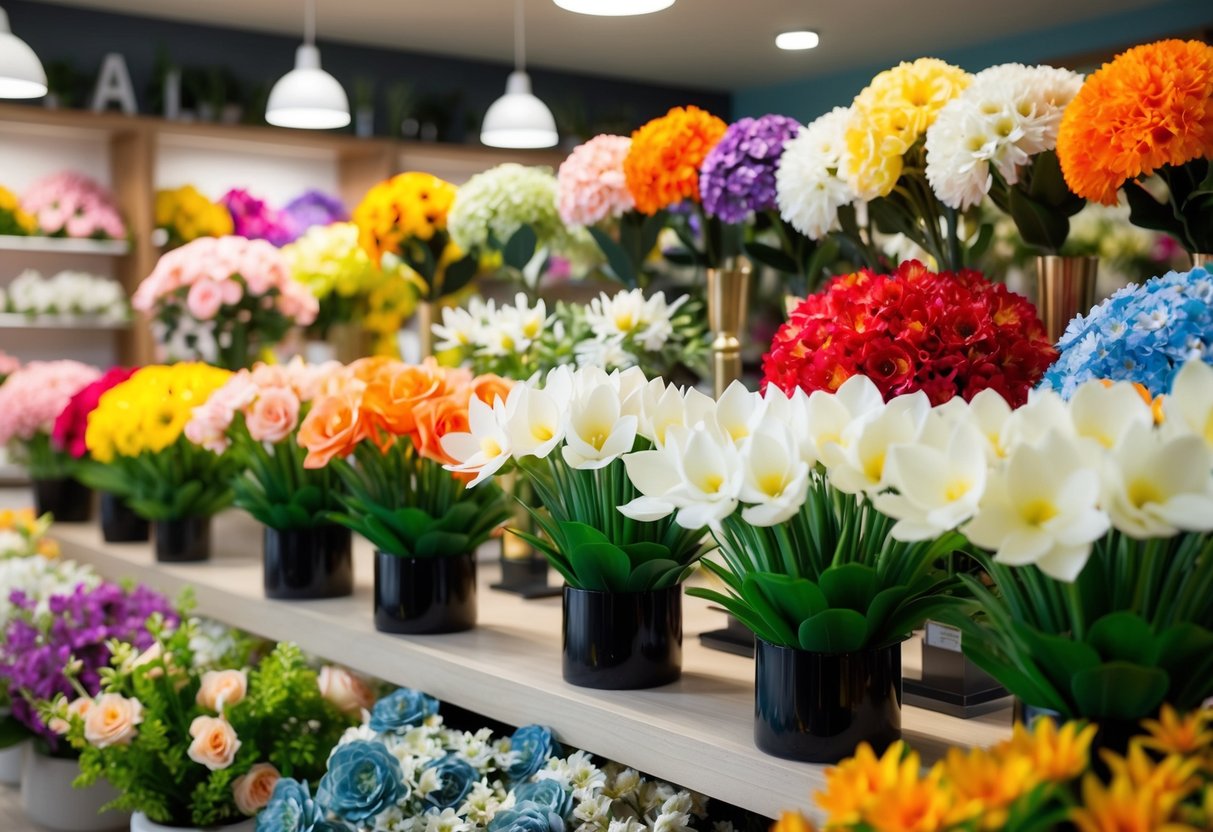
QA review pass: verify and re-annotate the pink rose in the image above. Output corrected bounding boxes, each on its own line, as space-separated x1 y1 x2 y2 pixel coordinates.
186 279 225 321
196 669 248 712
84 694 143 748
317 666 374 715
188 716 242 770
184 399 233 453
245 387 300 443
232 762 280 815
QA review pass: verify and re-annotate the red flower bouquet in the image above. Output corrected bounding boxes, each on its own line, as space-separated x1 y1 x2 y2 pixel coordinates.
51 366 137 459
763 261 1055 406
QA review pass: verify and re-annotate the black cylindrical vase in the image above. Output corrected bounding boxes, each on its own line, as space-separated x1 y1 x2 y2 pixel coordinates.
32 478 92 522
754 638 902 763
263 525 354 600
153 517 212 563
373 551 476 634
99 492 149 543
562 585 682 690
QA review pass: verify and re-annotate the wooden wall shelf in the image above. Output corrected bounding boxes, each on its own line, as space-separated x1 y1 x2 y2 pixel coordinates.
0 313 129 330
0 236 130 255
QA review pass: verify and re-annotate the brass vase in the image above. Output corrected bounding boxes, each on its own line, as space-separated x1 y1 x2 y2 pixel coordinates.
706 258 753 397
1036 255 1098 344
330 323 374 363
417 300 436 359
1193 253 1213 269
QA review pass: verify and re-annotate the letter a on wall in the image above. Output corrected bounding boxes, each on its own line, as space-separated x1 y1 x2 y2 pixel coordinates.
91 53 138 114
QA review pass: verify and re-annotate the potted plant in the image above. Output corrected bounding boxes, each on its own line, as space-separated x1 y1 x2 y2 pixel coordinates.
185 359 353 600
82 363 241 562
46 620 357 832
0 360 101 521
298 358 511 634
444 366 708 689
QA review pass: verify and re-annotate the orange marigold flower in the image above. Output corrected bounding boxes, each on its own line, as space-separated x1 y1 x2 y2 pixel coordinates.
624 106 727 215
1057 39 1213 205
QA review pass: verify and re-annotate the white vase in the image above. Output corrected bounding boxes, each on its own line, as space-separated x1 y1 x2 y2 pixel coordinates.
0 739 25 784
130 812 257 832
20 745 129 831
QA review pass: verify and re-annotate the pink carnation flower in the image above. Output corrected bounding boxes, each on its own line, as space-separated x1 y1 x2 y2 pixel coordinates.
557 135 635 227
0 360 102 445
21 172 127 240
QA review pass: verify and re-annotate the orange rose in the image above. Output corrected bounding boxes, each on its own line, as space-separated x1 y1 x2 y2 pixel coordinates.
413 391 472 466
470 373 513 407
348 356 401 385
363 358 449 436
232 762 280 815
298 389 371 469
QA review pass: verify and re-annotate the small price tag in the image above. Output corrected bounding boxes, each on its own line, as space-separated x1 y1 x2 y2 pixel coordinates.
925 621 963 653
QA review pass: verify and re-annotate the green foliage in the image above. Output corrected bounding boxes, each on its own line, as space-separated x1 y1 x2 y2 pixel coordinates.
987 149 1086 254
1125 159 1213 253
588 210 668 289
19 432 74 479
688 471 966 653
229 422 341 530
76 438 239 521
328 439 510 558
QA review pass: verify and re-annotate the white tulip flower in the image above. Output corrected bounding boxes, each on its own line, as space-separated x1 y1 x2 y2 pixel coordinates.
793 374 886 465
1164 360 1213 449
561 384 639 470
714 380 764 444
738 419 810 527
668 427 743 530
1101 422 1213 539
875 420 987 541
504 386 564 460
441 395 513 487
618 436 686 522
822 391 930 495
967 388 1013 460
999 388 1073 453
1069 380 1155 450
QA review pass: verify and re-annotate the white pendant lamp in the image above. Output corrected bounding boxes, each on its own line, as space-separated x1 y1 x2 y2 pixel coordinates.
0 7 46 99
481 0 558 149
266 0 350 129
553 0 675 15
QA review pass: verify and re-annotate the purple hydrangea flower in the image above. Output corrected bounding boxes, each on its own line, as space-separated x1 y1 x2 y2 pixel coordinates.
699 114 802 224
220 188 297 247
283 189 348 238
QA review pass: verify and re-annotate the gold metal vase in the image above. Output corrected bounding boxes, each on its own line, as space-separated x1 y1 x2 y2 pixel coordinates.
706 258 753 397
417 300 436 359
1192 253 1213 269
1036 255 1098 344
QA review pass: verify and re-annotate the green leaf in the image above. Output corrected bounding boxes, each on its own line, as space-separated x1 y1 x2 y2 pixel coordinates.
740 574 798 645
589 226 637 288
749 572 827 623
620 542 674 568
687 587 769 637
803 237 840 293
864 585 912 637
502 224 538 271
797 609 869 653
414 530 471 558
439 255 480 299
744 241 799 274
1008 186 1070 252
819 563 879 614
627 558 681 591
1015 623 1102 695
1155 623 1213 708
1124 182 1184 238
569 542 631 592
1085 612 1159 665
1027 150 1084 215
557 521 612 552
1071 662 1169 721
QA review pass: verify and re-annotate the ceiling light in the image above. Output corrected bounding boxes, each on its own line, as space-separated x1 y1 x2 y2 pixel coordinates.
482 0 558 149
0 7 47 99
266 0 350 129
775 30 820 51
553 0 675 15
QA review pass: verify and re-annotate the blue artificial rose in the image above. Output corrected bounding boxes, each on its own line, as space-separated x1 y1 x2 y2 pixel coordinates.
369 688 440 733
511 780 572 818
257 778 349 832
489 802 565 832
316 740 408 824
422 753 478 811
506 725 557 782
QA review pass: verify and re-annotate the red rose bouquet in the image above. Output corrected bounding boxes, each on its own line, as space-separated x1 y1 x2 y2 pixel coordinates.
763 260 1055 406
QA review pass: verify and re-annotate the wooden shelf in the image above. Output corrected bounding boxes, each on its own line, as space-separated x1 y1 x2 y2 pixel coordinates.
0 236 129 255
53 514 1012 823
0 313 128 330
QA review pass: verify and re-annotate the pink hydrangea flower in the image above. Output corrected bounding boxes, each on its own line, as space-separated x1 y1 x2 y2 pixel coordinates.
556 135 635 227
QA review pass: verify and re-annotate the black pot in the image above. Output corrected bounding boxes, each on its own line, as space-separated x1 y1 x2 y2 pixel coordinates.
263 525 354 600
32 478 92 522
754 638 902 763
374 551 476 634
562 585 682 690
153 516 212 563
99 492 149 543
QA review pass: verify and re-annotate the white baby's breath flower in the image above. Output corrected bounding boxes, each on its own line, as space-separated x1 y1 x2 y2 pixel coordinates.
776 107 856 240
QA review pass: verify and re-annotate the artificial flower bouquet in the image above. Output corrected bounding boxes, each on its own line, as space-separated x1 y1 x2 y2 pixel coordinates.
0 359 101 481
782 710 1212 832
20 171 127 241
155 185 235 247
264 686 716 832
283 222 384 340
48 621 356 828
1058 39 1213 256
4 268 129 321
221 188 296 247
0 183 36 236
133 236 320 370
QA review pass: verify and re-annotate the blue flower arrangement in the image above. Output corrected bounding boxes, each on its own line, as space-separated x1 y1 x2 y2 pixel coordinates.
1042 266 1213 397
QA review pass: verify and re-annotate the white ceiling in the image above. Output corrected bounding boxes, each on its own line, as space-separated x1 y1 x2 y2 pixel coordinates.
33 0 1169 90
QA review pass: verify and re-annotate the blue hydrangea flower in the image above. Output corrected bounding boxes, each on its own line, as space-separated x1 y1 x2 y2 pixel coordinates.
488 802 566 832
511 780 572 818
506 725 557 782
1041 266 1213 397
257 778 349 832
368 688 439 733
421 754 478 810
316 740 407 824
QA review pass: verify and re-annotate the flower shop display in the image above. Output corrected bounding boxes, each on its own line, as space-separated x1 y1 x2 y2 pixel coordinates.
20 171 127 241
84 363 240 562
48 620 356 830
155 185 234 248
764 260 1056 407
52 366 147 543
221 188 296 247
283 189 348 237
0 359 101 521
133 236 320 370
283 222 384 349
0 350 18 385
444 366 709 689
0 183 36 236
185 359 354 600
298 358 512 633
4 268 129 321
782 710 1213 831
1057 39 1213 259
265 686 718 832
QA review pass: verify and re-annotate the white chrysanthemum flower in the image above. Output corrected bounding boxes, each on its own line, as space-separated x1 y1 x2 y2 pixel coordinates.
564 750 606 800
651 810 692 832
573 794 613 827
604 766 640 798
775 107 856 240
925 63 1083 209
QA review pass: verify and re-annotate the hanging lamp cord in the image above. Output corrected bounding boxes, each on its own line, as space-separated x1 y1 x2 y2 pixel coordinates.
305 0 316 45
514 0 525 72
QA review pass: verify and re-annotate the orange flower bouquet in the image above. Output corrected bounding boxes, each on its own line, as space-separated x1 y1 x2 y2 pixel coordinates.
1057 39 1213 256
297 358 512 633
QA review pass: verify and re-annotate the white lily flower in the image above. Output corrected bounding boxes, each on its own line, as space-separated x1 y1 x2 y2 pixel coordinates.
738 419 810 527
967 388 1013 460
795 374 887 465
668 427 743 530
875 420 987 541
618 435 686 522
441 395 513 487
642 383 713 447
1164 359 1213 449
714 380 764 444
1069 380 1155 450
1101 422 1213 539
504 385 564 460
432 305 481 352
561 384 638 470
822 391 930 495
999 388 1073 453
963 431 1109 582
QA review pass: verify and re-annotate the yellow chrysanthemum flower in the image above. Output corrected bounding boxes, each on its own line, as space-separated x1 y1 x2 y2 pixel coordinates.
353 172 458 264
0 184 36 235
155 185 234 244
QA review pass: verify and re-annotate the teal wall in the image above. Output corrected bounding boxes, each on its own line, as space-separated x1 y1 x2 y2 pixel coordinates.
734 0 1212 122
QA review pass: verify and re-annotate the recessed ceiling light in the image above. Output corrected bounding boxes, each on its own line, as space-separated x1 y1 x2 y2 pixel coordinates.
553 0 676 16
776 30 820 51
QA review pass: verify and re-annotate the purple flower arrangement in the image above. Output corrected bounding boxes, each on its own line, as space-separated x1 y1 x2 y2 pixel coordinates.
220 188 296 247
699 114 802 224
0 582 176 745
284 189 348 236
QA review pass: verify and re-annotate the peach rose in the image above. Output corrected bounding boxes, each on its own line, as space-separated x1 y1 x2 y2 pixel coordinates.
317 666 374 715
413 392 472 467
298 389 371 469
186 279 224 321
84 694 143 748
232 762 280 815
49 697 91 735
361 361 445 436
471 374 513 407
188 716 242 771
196 669 248 713
245 387 300 443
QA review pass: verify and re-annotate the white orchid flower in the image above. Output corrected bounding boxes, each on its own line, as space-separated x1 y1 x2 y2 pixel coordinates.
1163 359 1213 449
875 420 987 541
441 395 513 487
1101 422 1213 539
963 431 1109 582
561 384 639 470
738 419 810 527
